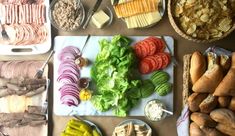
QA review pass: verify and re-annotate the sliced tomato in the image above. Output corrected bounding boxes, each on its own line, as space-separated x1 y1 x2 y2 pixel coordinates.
133 45 143 58
146 56 158 71
139 43 148 58
142 40 150 55
157 52 171 68
144 57 155 72
153 54 163 70
147 37 166 53
145 39 157 55
139 60 151 74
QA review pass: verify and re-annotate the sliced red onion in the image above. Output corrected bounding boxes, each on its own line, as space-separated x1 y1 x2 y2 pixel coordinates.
62 46 81 55
59 83 79 90
58 46 81 61
58 52 76 61
58 63 78 73
58 67 80 77
61 95 80 106
57 74 78 84
58 46 82 107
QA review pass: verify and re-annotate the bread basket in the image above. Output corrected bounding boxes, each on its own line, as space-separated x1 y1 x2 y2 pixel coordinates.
168 0 235 43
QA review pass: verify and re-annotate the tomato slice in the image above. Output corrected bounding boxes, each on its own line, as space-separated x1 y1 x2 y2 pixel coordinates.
153 54 163 70
157 53 171 69
139 60 150 74
139 43 148 58
147 37 166 53
133 45 143 58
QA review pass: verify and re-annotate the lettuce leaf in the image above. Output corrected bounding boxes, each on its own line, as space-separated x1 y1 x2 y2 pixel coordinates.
90 35 141 116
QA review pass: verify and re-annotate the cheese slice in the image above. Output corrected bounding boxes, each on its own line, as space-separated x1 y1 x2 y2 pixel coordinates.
124 11 162 28
111 0 134 5
91 10 110 28
114 0 159 18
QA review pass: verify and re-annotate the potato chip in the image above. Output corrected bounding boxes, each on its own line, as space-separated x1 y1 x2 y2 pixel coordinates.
200 14 209 22
186 23 196 34
219 18 232 32
174 0 234 39
175 3 183 17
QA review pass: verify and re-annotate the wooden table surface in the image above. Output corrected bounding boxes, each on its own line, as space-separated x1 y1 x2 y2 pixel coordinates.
1 0 235 136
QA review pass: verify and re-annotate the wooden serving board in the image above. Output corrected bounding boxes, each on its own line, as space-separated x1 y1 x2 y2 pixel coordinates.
53 36 174 116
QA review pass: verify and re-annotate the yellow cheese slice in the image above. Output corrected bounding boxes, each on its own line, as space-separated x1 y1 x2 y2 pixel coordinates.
111 0 134 5
114 0 159 18
124 11 162 28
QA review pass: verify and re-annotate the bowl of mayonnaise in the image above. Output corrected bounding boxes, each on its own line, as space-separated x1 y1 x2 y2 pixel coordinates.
144 99 167 121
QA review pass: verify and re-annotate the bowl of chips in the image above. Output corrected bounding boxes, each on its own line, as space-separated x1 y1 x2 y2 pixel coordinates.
168 0 235 43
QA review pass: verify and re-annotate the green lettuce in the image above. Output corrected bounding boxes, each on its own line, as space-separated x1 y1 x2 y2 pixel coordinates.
90 35 140 117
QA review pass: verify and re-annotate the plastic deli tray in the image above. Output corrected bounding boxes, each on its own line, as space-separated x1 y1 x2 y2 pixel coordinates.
0 0 51 55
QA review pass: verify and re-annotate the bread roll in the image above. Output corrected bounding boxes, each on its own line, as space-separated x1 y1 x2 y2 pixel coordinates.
190 51 207 84
218 96 231 108
231 52 235 68
188 93 208 112
210 108 235 128
207 52 219 70
199 94 218 113
216 123 235 136
220 54 231 73
192 64 223 93
190 122 205 136
214 68 235 96
200 126 226 136
190 112 217 127
229 97 235 111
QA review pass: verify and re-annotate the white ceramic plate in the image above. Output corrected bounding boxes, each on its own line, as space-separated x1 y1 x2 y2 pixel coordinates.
84 120 103 136
113 119 152 135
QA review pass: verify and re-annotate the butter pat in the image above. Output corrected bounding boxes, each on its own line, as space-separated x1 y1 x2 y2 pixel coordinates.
92 10 110 28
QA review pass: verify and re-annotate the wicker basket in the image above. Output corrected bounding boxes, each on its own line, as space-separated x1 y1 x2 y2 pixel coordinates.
168 0 235 43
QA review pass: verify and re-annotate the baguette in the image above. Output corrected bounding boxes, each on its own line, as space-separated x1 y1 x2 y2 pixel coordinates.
210 108 235 128
192 64 223 93
199 94 218 113
190 122 205 136
229 97 235 111
207 52 219 70
188 93 208 112
218 96 231 108
220 54 231 73
190 112 217 127
200 126 227 136
190 51 207 85
214 68 235 96
231 52 235 68
216 123 235 136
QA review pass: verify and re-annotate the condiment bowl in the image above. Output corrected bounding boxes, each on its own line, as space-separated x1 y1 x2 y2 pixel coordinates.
144 99 167 122
49 0 85 31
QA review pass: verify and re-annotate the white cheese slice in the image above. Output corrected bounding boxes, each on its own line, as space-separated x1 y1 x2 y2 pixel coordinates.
146 11 162 25
91 10 110 28
124 11 162 28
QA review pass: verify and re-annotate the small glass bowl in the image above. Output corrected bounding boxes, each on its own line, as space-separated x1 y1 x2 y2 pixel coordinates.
90 6 113 29
144 99 167 122
49 0 85 32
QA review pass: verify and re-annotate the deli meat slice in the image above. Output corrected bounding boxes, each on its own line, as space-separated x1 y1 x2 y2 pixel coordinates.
0 61 43 78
